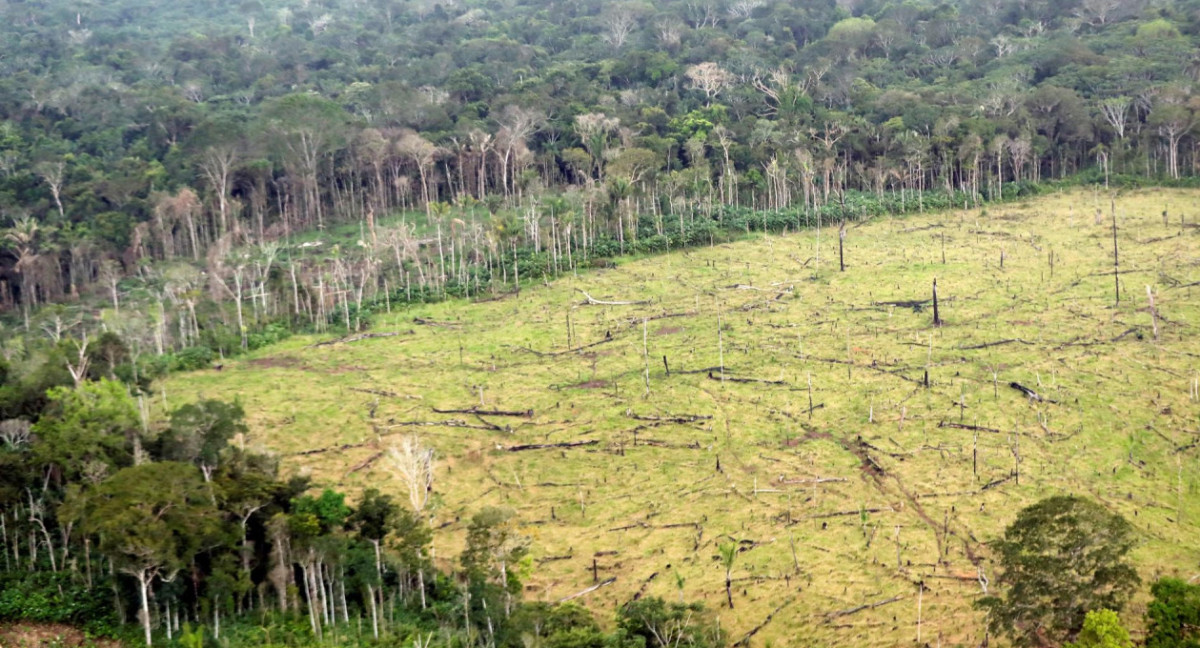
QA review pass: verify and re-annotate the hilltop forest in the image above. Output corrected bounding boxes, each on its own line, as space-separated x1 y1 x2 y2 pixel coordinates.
1 0 1199 345
3 0 1200 647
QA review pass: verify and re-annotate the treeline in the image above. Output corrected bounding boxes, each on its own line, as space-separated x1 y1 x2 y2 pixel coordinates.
2 0 1200 346
0 373 724 647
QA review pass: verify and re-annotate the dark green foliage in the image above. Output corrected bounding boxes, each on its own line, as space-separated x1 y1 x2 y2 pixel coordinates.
159 398 247 472
1147 578 1200 648
978 496 1141 647
0 572 120 636
291 488 351 535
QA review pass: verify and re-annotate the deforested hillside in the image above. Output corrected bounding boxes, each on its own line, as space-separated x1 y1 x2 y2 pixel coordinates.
165 189 1200 646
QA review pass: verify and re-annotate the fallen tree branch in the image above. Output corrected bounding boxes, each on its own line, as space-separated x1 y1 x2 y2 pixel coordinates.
413 317 460 328
558 577 616 602
981 475 1014 491
433 406 534 418
501 440 598 452
734 597 796 646
625 411 712 424
804 507 894 520
707 372 788 386
1010 382 1057 403
309 331 413 347
938 421 1002 434
958 338 1034 351
349 388 423 400
577 289 650 306
345 451 384 476
824 595 905 621
778 477 847 485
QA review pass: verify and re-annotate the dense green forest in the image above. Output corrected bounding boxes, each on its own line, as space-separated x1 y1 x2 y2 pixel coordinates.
2 0 1200 349
4 0 1200 645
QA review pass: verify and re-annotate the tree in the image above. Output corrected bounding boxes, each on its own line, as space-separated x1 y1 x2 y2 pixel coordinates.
685 63 733 107
159 399 247 482
618 597 721 648
461 506 530 619
717 542 737 609
63 462 227 646
1066 609 1133 648
387 435 434 515
1146 578 1200 648
33 378 140 483
978 496 1140 647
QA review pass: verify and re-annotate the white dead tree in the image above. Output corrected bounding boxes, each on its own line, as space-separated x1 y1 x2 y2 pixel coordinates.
387 435 435 609
601 5 637 50
1099 96 1131 140
389 435 434 513
0 419 31 451
686 62 733 106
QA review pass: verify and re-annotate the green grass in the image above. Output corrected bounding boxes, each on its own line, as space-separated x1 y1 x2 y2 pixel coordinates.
167 188 1200 647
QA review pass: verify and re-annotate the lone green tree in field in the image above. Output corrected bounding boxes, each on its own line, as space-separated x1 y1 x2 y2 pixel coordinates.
978 496 1140 647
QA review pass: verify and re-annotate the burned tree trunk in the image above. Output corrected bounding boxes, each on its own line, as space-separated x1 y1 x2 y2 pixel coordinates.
932 279 942 327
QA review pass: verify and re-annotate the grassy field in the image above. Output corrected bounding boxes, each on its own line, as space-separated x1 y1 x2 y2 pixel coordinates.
167 188 1200 647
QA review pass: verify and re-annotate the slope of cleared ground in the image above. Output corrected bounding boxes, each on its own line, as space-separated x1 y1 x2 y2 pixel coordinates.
168 188 1200 647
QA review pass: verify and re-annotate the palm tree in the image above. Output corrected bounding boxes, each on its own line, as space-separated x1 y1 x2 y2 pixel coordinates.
718 542 738 609
4 215 40 329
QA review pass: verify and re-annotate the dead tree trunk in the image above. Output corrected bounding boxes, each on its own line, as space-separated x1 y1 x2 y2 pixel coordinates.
932 279 941 327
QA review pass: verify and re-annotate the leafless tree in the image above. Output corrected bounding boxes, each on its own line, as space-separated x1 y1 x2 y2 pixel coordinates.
388 435 434 514
35 161 66 219
686 62 733 106
727 0 763 19
0 419 31 450
656 18 683 49
601 5 637 51
684 1 720 28
1100 96 1132 140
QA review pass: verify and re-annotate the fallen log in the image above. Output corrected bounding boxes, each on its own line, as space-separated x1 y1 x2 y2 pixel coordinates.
381 419 500 431
559 577 617 602
734 597 796 647
345 451 384 476
502 440 598 452
959 338 1034 351
293 441 368 456
515 335 614 357
578 289 650 306
981 475 1014 491
625 411 712 424
1010 382 1056 403
433 406 534 418
805 507 893 520
413 317 460 328
707 372 788 386
824 595 905 621
631 571 659 602
778 477 847 485
675 366 725 375
938 421 1002 434
309 331 413 348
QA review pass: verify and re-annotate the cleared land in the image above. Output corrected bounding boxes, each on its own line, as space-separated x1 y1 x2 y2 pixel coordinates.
168 188 1200 647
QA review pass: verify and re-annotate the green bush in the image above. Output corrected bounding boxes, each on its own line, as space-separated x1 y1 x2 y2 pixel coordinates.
170 346 215 371
0 572 119 636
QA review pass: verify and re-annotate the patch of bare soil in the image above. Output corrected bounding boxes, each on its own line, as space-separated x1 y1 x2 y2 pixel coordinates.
244 355 303 369
0 623 122 648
